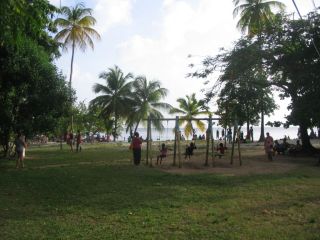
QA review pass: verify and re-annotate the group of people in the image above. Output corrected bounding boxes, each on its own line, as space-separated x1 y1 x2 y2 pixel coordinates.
65 130 82 152
129 131 229 166
264 132 303 161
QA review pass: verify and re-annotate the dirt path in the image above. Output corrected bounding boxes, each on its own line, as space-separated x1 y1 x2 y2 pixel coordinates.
152 144 319 176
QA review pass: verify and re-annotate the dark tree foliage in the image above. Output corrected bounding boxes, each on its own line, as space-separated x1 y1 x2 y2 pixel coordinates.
189 38 276 135
264 10 320 152
0 0 70 155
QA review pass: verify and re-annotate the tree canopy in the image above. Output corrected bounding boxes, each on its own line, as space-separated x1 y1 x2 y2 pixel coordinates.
0 0 70 155
263 9 320 151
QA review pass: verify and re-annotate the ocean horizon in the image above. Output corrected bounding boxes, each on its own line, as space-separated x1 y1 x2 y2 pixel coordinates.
117 126 307 142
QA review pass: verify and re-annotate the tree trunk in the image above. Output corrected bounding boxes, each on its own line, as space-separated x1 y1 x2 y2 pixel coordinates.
113 116 118 142
300 124 317 153
69 41 75 132
69 41 75 91
257 32 265 143
259 111 265 142
1 129 10 157
246 121 250 139
134 119 141 134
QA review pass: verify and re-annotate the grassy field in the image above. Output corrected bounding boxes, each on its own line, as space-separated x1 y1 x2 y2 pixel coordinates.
0 143 319 239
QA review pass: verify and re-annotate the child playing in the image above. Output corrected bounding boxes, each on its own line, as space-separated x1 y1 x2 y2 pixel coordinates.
215 142 225 158
157 143 168 165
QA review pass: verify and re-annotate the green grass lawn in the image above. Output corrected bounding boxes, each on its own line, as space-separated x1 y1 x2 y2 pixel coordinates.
0 143 319 239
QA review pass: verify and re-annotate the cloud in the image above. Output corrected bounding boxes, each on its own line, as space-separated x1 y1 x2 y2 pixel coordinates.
118 0 240 107
48 0 61 6
72 64 97 104
49 0 134 35
93 0 134 35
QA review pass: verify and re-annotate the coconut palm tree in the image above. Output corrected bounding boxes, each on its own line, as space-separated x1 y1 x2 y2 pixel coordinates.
233 0 285 36
169 93 210 139
90 66 133 141
233 0 285 141
126 76 172 134
54 3 101 89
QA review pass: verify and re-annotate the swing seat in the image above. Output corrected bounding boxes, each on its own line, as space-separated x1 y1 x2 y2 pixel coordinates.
214 152 224 159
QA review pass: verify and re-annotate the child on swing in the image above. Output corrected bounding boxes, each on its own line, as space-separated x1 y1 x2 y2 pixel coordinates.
157 143 168 165
215 142 225 158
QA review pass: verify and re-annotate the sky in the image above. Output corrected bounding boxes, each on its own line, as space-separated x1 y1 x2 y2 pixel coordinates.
49 0 320 123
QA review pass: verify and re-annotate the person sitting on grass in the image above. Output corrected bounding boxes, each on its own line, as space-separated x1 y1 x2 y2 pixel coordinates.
157 143 169 165
185 142 196 159
274 138 290 155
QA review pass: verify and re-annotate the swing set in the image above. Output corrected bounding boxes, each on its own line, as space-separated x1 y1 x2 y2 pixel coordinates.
144 115 242 168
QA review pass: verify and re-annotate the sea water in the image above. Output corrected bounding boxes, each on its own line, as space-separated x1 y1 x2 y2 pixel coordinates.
120 126 304 141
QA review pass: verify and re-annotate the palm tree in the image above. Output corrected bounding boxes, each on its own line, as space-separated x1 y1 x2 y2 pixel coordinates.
90 66 133 141
169 93 210 139
54 3 101 89
126 76 172 134
233 0 285 141
233 0 285 36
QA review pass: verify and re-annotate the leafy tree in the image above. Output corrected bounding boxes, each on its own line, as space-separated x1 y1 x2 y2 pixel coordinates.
0 0 70 156
264 10 320 152
90 66 133 141
169 94 210 139
217 38 276 137
126 76 172 134
189 38 276 139
73 102 113 136
233 0 285 141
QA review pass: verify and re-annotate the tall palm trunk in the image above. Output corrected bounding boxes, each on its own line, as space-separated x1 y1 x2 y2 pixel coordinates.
69 41 75 132
259 110 265 142
134 119 141 134
257 32 265 142
245 105 250 139
113 117 118 142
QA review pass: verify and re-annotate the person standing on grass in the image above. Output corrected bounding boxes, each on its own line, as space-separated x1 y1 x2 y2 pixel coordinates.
67 131 74 152
250 126 254 142
76 130 82 152
14 133 27 168
264 132 274 161
131 132 142 165
227 128 232 144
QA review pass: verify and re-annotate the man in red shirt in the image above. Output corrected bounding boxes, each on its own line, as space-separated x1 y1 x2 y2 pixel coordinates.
131 132 142 165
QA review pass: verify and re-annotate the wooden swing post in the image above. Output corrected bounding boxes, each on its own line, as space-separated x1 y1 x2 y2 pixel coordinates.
173 116 182 167
205 115 213 166
230 118 237 165
237 126 242 166
146 116 151 166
